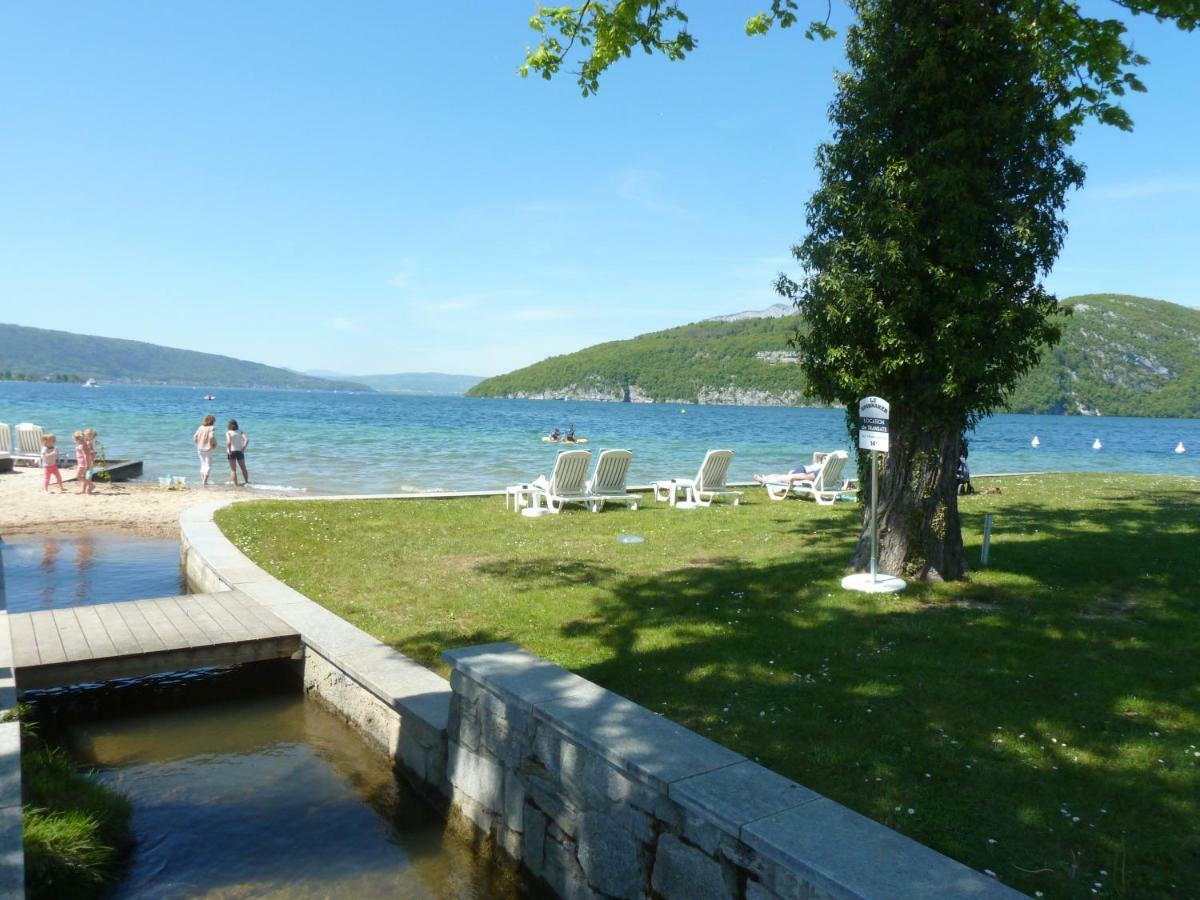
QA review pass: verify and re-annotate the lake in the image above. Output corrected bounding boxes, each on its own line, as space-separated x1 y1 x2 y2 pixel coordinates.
2 382 1197 494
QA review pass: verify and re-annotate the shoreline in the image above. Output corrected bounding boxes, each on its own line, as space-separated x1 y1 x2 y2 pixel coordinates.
0 467 241 538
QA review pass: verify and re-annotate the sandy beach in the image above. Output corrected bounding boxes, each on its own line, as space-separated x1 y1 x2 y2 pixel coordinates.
0 466 227 538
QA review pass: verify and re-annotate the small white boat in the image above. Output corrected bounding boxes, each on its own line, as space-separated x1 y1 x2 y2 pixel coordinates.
83 378 98 388
1031 436 1040 448
1092 438 1102 450
203 394 216 401
1176 441 1187 454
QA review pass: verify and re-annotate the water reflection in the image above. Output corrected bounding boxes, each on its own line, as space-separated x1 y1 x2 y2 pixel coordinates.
0 533 183 613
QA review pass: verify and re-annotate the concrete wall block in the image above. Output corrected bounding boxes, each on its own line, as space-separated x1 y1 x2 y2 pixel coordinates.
651 834 735 900
479 695 535 767
523 804 549 879
753 859 836 900
576 810 645 900
303 651 403 759
450 694 482 752
680 808 724 857
447 740 505 814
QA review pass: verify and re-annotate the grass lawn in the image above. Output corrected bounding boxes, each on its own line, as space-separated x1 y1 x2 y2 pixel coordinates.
217 473 1199 899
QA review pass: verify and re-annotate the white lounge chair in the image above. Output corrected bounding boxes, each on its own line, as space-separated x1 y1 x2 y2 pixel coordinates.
530 449 593 514
654 449 742 507
763 450 853 505
587 449 639 511
0 423 11 456
13 423 45 466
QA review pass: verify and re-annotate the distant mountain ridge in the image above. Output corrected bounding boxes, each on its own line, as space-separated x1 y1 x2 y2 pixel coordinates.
302 371 485 395
0 323 371 392
468 294 1200 418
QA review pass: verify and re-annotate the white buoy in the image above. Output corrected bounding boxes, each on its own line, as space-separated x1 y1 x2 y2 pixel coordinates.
1092 438 1102 450
1176 441 1186 454
1031 435 1040 448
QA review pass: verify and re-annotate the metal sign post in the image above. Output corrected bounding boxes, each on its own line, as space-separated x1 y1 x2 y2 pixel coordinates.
842 397 906 594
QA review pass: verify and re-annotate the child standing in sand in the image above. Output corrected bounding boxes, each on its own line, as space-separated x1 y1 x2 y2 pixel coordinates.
225 419 250 486
73 430 95 495
41 434 66 492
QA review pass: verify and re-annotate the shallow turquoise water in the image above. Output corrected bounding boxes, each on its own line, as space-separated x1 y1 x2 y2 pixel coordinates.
2 382 1197 494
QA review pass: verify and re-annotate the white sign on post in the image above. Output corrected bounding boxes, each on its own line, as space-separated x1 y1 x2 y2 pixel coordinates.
858 396 890 452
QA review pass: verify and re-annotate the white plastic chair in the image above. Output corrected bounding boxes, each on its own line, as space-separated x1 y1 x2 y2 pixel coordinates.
586 449 639 511
654 449 742 507
530 449 593 514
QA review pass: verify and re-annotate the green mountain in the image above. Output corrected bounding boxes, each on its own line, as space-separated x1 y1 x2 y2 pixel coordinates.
303 371 485 395
0 323 372 392
468 294 1200 418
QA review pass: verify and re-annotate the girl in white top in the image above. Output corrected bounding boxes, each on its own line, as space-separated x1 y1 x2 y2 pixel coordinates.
193 415 217 486
225 418 250 486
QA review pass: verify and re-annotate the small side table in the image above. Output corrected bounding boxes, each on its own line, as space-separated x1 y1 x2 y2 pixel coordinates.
506 484 535 510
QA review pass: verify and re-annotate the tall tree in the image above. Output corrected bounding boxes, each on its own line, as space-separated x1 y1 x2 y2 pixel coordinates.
521 0 1199 580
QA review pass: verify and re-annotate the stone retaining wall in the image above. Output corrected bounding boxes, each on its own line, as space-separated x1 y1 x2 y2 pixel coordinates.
444 643 1023 900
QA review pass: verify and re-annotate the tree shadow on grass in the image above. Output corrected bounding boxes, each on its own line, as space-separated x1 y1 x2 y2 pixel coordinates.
467 487 1197 899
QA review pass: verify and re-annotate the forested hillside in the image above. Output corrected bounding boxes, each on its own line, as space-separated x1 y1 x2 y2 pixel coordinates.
0 324 371 391
469 294 1200 417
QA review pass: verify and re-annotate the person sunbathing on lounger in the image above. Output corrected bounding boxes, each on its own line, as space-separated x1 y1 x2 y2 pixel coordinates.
754 462 820 485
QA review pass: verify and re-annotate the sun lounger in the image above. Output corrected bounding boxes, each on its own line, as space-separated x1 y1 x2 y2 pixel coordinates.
762 450 853 505
13 423 45 466
653 449 742 507
586 449 639 511
530 449 594 513
0 423 11 456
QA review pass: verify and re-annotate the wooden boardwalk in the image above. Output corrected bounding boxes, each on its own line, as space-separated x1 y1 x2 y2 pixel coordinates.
10 591 302 691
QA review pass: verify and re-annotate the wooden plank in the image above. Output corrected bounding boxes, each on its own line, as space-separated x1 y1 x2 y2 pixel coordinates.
192 595 254 642
73 605 119 659
212 592 296 639
151 598 209 648
114 602 168 654
135 598 188 649
174 595 231 645
9 615 40 668
92 604 142 656
29 612 67 665
50 609 92 662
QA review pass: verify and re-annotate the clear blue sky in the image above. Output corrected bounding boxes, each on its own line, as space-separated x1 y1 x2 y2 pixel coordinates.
3 2 1197 377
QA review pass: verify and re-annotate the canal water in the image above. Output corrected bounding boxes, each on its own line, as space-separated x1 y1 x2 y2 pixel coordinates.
0 533 182 613
31 668 531 899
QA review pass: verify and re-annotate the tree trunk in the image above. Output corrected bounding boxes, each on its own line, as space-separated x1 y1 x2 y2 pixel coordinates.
851 420 966 581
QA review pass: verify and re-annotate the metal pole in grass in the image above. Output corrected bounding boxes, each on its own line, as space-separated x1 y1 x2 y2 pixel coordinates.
980 513 994 567
842 397 906 594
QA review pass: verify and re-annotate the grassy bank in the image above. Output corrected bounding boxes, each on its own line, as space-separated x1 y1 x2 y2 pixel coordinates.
18 726 132 899
217 473 1200 899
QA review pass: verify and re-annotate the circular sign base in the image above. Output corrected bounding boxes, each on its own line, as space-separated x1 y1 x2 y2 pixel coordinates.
521 507 552 518
841 573 906 594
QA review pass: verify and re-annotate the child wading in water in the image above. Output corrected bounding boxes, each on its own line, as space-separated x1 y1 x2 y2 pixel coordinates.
225 419 250 486
41 434 66 492
73 430 95 495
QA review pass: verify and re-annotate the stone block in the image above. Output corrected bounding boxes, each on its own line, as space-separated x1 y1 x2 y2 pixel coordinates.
576 810 644 899
536 681 744 792
500 773 524 831
447 741 505 814
0 723 21 811
671 760 820 839
443 643 592 713
0 802 24 897
742 797 1026 900
523 804 549 877
651 834 734 900
543 825 591 900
